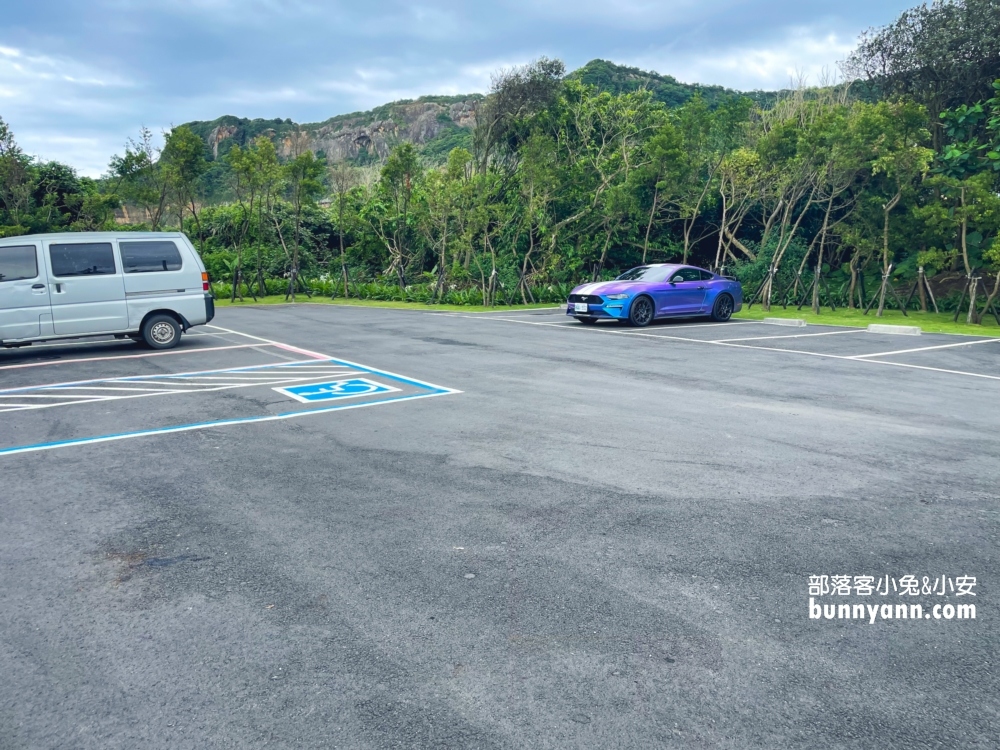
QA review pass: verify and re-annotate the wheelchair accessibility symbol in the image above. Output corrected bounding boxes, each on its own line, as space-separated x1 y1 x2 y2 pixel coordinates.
274 377 401 403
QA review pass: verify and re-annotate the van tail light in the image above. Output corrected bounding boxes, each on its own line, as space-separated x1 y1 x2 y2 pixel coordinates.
202 272 210 291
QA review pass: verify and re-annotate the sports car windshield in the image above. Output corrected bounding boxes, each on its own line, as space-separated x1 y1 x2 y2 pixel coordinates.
615 266 673 282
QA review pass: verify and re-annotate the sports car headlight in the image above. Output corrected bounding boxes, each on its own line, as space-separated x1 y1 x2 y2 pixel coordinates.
605 293 630 300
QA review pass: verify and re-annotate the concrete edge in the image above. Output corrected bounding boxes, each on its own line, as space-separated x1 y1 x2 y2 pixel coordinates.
866 324 922 336
763 318 807 327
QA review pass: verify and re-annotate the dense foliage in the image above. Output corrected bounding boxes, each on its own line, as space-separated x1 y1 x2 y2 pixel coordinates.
568 59 780 110
2 0 999 322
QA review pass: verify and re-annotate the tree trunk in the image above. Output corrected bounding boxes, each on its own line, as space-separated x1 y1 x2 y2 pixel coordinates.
847 252 859 310
959 186 971 275
643 184 659 264
877 191 902 316
713 188 727 271
340 237 350 298
967 275 979 324
976 270 1000 325
592 222 613 283
723 228 756 260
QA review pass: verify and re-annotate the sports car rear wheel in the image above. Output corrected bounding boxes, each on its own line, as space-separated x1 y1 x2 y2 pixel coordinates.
628 296 654 327
711 294 734 322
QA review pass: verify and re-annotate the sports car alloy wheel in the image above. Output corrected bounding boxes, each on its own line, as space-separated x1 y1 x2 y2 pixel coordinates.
712 294 734 322
629 296 654 327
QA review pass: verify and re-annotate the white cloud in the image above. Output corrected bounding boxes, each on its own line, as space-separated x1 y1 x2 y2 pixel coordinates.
636 26 855 91
0 43 136 175
0 45 133 89
504 0 724 28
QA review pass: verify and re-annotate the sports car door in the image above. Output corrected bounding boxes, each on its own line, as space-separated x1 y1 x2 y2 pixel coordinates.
659 268 708 315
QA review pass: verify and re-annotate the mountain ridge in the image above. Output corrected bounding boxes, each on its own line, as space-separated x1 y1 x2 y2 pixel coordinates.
183 60 776 166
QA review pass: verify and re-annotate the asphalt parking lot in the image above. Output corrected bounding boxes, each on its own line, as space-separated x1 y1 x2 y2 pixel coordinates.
1 305 998 748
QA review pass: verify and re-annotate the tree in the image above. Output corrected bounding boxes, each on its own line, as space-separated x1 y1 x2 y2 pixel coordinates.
282 148 324 300
161 125 209 248
227 136 281 300
371 143 423 288
868 101 934 314
473 57 565 172
329 160 362 297
632 117 684 263
843 0 1000 146
109 127 169 228
0 117 32 231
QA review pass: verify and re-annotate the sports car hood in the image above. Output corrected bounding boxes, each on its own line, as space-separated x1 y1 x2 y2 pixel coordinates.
571 280 645 296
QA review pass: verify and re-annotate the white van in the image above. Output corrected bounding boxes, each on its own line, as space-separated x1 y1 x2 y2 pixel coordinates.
0 232 214 350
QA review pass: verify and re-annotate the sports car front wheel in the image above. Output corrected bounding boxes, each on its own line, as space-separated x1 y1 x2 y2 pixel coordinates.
628 296 654 327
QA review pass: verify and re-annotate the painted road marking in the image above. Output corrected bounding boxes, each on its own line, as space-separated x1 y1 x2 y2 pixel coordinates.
0 347 461 456
0 361 364 412
0 343 273 372
275 378 401 403
464 315 1000 384
711 329 866 343
848 337 1000 359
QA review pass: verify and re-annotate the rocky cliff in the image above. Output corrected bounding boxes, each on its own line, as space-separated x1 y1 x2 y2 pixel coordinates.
189 94 481 166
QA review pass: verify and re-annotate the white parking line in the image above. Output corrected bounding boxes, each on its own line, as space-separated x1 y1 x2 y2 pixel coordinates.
0 343 272 371
711 329 865 343
465 314 1000 383
0 362 367 413
0 393 113 399
32 386 173 392
849 337 1000 359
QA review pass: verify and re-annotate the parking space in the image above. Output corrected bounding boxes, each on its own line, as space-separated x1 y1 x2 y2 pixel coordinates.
1 303 997 749
456 307 1000 381
0 324 458 456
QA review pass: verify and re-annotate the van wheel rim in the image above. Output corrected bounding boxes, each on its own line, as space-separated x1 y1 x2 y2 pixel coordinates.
150 322 175 344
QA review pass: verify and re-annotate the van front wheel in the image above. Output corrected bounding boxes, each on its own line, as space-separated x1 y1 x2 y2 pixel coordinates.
142 315 181 350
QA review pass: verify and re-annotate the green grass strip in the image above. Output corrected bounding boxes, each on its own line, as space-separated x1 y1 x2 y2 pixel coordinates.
213 295 561 314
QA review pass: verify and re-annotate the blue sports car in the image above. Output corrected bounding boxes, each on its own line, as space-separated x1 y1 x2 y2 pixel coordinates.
566 264 743 326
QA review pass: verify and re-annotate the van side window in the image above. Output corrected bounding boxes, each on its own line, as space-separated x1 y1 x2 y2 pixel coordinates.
49 243 116 277
0 245 38 282
120 240 183 273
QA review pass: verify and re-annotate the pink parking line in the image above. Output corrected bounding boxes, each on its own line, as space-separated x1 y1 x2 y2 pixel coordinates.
0 343 271 372
201 324 331 361
272 342 332 360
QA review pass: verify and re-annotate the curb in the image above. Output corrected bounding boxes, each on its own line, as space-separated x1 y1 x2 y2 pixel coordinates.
763 318 807 327
867 324 921 336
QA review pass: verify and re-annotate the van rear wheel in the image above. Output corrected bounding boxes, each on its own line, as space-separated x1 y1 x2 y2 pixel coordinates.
142 315 181 350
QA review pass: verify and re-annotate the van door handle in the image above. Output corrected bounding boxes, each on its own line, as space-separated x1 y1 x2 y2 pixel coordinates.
32 283 45 289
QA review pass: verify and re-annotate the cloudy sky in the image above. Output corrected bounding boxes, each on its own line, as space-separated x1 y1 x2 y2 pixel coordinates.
1 0 912 176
